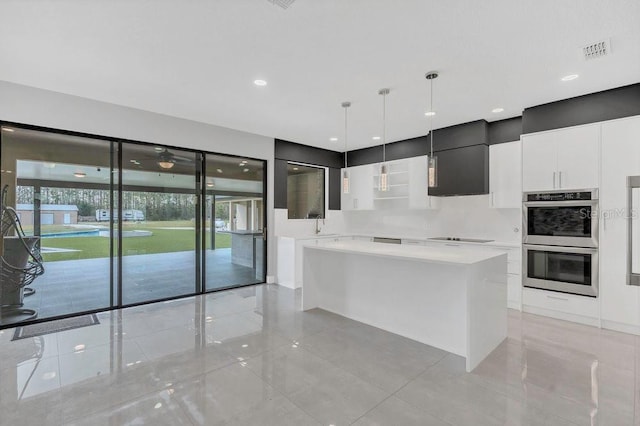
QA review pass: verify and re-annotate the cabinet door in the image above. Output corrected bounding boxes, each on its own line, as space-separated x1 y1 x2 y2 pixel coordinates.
489 141 522 208
556 125 600 190
428 145 489 196
600 116 640 326
408 155 430 209
522 134 557 191
350 164 374 210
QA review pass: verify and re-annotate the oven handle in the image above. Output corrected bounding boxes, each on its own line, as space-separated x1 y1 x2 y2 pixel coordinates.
523 200 599 208
628 176 640 285
523 244 598 255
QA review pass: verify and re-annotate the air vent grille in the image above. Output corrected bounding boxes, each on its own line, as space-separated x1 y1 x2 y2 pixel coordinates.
583 39 610 60
267 0 296 9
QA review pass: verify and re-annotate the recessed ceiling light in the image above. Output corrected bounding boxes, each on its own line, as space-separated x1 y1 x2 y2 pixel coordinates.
424 111 436 117
154 147 164 151
216 168 223 173
329 137 338 142
206 182 214 188
1 127 15 132
74 172 86 178
372 136 381 140
254 79 267 86
293 167 299 171
561 74 579 81
491 108 504 113
243 168 249 172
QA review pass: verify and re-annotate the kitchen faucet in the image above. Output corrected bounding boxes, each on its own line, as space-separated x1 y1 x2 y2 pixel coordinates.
315 216 325 234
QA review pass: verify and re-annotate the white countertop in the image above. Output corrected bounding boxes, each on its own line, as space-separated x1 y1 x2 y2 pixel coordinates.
278 233 520 249
304 240 507 265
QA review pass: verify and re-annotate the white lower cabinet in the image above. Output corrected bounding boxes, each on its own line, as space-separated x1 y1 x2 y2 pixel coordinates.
507 274 521 308
485 246 522 310
278 236 354 289
522 288 599 325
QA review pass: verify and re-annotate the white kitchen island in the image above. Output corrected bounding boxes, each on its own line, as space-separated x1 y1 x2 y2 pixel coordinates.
303 240 508 372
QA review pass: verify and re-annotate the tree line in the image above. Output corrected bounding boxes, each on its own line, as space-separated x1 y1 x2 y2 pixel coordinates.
16 186 202 221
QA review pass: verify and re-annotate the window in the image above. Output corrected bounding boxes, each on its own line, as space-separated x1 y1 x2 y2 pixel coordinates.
287 163 325 219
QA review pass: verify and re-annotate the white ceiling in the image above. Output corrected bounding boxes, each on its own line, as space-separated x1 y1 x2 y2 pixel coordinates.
0 0 638 151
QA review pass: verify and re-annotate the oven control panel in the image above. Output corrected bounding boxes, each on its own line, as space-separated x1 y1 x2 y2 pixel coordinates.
526 191 594 202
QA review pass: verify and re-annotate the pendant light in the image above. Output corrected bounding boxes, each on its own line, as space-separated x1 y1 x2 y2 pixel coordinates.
342 101 351 194
378 88 390 192
426 72 438 188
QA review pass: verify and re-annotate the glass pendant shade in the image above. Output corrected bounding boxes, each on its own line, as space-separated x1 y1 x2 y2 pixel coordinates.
379 163 389 191
342 169 350 194
428 156 438 188
158 161 175 169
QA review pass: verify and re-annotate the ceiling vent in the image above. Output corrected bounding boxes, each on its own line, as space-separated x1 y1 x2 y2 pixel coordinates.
583 39 611 60
267 0 296 9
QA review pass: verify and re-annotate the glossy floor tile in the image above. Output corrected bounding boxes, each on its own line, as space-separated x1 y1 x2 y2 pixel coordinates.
1 284 640 425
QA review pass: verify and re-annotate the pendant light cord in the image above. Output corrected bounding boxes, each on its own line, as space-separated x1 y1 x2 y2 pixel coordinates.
382 90 387 163
344 105 348 168
430 77 434 158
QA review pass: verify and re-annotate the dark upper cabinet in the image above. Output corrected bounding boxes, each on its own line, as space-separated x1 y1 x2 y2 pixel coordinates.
428 145 489 196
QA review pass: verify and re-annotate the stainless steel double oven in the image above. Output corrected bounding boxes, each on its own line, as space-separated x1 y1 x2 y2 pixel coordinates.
523 189 599 297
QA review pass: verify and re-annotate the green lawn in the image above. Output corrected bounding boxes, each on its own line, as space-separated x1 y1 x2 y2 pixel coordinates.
41 221 231 262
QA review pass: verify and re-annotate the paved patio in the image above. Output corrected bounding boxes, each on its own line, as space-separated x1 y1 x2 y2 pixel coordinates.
5 248 262 326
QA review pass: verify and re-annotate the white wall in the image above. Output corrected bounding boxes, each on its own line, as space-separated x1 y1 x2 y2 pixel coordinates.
343 194 521 243
0 80 277 280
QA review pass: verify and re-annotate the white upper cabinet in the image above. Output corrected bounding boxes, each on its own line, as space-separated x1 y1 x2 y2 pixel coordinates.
408 155 438 209
341 163 374 210
522 135 557 191
555 126 600 190
372 158 410 209
489 141 522 208
342 156 437 211
522 125 600 191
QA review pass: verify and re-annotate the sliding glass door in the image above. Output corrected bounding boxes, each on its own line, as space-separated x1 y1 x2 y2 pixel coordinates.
0 124 267 328
120 144 200 305
204 154 266 291
0 126 113 325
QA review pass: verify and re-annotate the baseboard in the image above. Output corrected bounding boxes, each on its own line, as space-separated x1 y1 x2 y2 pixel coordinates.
522 304 600 327
601 320 640 336
507 301 521 311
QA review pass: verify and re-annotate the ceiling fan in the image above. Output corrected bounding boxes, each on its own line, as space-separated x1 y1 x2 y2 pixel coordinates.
155 148 192 170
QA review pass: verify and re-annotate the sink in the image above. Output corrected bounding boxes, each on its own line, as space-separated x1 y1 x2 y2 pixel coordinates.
428 237 494 243
316 233 338 237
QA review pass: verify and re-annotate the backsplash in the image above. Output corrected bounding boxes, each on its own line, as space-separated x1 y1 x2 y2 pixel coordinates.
274 195 521 243
274 208 347 237
343 194 521 243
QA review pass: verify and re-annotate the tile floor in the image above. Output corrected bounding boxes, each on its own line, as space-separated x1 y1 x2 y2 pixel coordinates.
0 284 638 425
